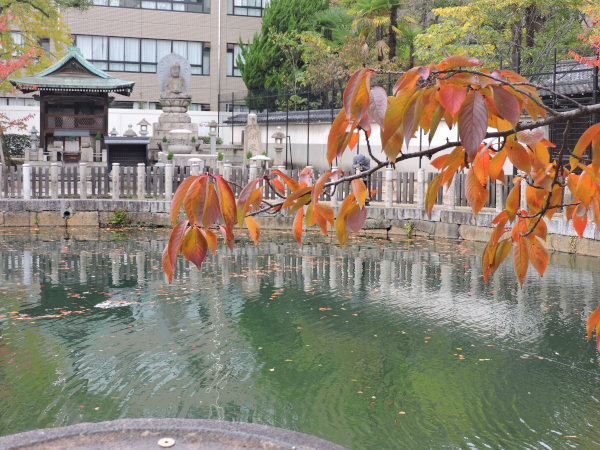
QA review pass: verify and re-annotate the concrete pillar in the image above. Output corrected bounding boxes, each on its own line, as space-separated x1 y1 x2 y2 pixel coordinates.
331 165 338 207
102 148 107 164
385 167 394 208
190 160 200 177
249 162 259 180
223 162 233 181
165 163 174 199
50 163 59 199
22 163 31 200
445 175 456 209
112 163 120 200
520 175 527 210
495 179 504 212
416 168 425 209
79 162 87 200
137 163 145 200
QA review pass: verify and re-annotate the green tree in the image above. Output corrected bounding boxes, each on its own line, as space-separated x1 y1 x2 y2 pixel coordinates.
414 0 588 72
238 0 328 108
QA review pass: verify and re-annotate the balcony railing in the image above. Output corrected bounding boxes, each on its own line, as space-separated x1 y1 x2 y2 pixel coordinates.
46 114 104 130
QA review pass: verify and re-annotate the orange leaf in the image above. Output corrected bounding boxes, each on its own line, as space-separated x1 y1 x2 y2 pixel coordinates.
272 179 285 195
182 226 208 270
465 168 488 217
270 168 300 192
215 175 237 231
492 238 512 276
327 110 351 165
344 68 373 122
435 55 481 71
162 247 173 283
506 139 531 173
512 234 529 287
458 90 488 160
245 216 260 245
202 228 218 255
183 175 208 226
489 148 506 181
526 235 549 277
312 171 333 207
202 183 221 228
170 175 197 227
282 186 313 210
425 173 441 218
352 178 368 208
236 179 260 227
218 225 235 250
163 220 189 282
572 204 588 238
336 194 355 245
586 306 600 341
575 168 597 209
570 123 600 169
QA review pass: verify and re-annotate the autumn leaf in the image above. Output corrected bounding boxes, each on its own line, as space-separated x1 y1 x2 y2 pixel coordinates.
352 178 368 208
491 85 521 125
183 175 208 226
182 226 208 270
215 175 237 231
526 235 549 277
435 55 481 71
245 216 260 245
170 175 197 227
368 86 388 128
344 68 373 122
458 90 488 160
293 207 303 245
236 179 260 228
438 84 467 116
465 168 488 217
163 220 189 283
425 173 441 218
513 233 529 287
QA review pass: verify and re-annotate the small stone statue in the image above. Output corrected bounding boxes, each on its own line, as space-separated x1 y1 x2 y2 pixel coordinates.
162 62 187 97
244 113 262 156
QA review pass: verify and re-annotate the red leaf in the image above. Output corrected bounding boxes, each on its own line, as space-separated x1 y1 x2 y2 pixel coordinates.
587 306 600 341
345 203 367 233
163 220 189 282
183 175 208 226
236 179 260 227
352 178 368 208
458 90 488 160
465 168 488 217
270 168 300 192
491 86 521 125
202 183 221 228
218 225 235 250
344 68 373 122
162 247 173 283
438 84 467 115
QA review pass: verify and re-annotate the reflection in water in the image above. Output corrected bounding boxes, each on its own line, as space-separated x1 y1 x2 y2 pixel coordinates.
0 229 600 448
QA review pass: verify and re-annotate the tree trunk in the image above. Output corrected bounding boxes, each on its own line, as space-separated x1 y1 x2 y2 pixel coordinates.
376 25 384 61
524 4 538 67
388 5 398 60
409 41 415 69
510 18 522 71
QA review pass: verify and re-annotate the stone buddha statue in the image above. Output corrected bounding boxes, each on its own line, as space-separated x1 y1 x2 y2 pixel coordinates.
162 62 187 97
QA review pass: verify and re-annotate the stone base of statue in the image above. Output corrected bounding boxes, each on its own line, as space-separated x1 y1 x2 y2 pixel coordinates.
149 95 198 161
157 152 218 170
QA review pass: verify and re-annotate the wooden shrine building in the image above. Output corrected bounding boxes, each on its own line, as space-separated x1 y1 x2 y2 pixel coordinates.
10 47 134 162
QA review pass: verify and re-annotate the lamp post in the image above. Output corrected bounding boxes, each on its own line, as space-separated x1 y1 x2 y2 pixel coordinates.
137 118 150 136
29 126 40 161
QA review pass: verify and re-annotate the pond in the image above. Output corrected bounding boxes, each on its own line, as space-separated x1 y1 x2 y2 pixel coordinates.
0 228 600 448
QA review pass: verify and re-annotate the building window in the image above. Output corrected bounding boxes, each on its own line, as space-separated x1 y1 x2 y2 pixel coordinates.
189 103 211 111
227 0 264 17
226 44 243 77
92 0 210 13
75 35 210 75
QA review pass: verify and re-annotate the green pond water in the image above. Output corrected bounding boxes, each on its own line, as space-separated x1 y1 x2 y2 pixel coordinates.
1 228 600 449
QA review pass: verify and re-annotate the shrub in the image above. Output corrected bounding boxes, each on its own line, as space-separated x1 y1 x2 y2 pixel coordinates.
191 136 196 143
162 136 167 142
107 208 130 227
216 137 223 145
246 150 253 160
197 136 210 144
217 152 224 161
95 132 102 140
167 151 174 161
2 134 30 157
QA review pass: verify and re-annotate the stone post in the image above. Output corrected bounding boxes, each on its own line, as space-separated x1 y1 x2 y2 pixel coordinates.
330 165 338 207
0 164 3 199
495 179 504 212
50 163 59 199
137 163 145 200
208 120 218 155
416 168 425 210
22 163 31 200
79 162 87 200
445 175 456 209
249 162 259 181
520 174 528 210
102 148 107 164
384 167 394 208
223 161 233 181
190 160 200 176
165 163 174 199
112 163 120 200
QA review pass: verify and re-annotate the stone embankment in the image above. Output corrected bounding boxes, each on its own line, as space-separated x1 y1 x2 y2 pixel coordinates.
1 198 599 258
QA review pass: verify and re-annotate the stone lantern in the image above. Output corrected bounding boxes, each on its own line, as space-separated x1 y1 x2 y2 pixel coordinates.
109 127 119 137
271 127 286 167
208 120 218 155
28 126 40 161
137 118 150 136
